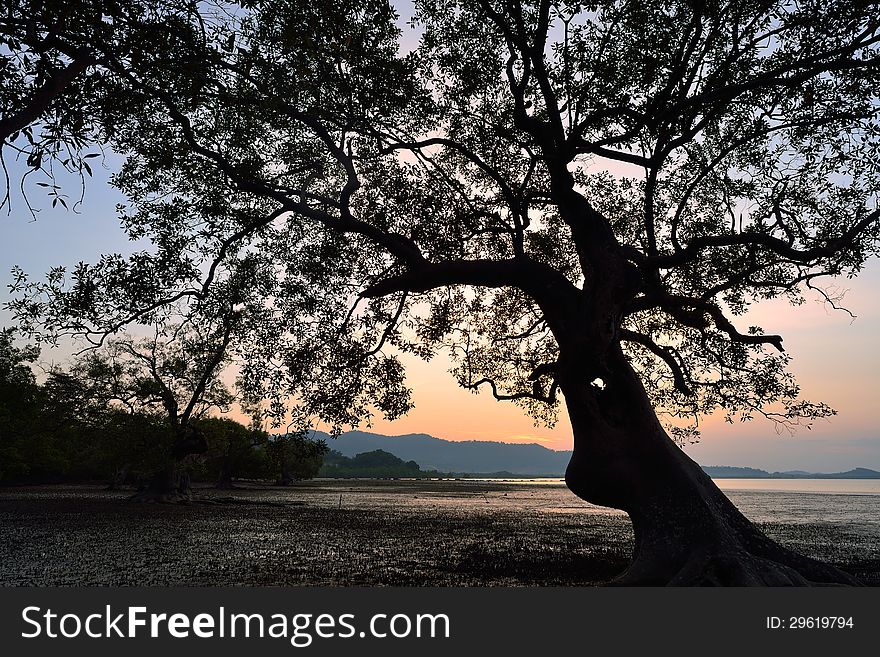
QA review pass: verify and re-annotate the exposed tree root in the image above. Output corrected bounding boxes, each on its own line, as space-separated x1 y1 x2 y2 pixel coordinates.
612 537 861 586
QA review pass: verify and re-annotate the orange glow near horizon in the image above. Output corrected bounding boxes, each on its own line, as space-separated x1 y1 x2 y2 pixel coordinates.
336 260 880 472
3 149 879 473
353 351 573 447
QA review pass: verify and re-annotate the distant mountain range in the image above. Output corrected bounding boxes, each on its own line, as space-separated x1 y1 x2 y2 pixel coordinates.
700 466 880 479
308 430 570 476
307 429 880 479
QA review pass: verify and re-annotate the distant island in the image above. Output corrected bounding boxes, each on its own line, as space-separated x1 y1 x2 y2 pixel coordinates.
309 429 571 476
309 429 880 479
319 449 447 479
701 466 880 479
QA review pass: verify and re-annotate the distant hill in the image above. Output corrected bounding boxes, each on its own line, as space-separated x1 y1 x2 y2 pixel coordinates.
309 430 571 475
701 466 772 478
319 449 445 478
702 466 880 479
307 430 880 479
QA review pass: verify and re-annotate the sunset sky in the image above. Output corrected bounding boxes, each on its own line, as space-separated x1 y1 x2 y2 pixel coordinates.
2 156 878 474
3 2 879 473
364 268 880 472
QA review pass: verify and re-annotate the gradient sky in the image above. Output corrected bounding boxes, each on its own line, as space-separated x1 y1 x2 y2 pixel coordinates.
362 271 880 472
2 154 878 473
3 4 879 472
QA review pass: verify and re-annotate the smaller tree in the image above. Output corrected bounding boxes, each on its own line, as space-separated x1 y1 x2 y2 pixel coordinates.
266 432 328 485
0 328 43 480
195 416 269 489
60 313 238 501
1 327 166 484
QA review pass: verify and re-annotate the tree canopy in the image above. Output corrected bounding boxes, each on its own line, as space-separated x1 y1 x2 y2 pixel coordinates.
6 0 878 439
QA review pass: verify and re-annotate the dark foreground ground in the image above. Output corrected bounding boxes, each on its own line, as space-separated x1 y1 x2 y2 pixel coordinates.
1 480 878 586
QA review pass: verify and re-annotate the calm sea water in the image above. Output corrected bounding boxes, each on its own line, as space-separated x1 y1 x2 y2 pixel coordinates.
463 477 880 526
715 479 880 526
713 478 880 495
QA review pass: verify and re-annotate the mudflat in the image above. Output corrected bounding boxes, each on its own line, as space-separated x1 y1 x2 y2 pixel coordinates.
1 480 877 586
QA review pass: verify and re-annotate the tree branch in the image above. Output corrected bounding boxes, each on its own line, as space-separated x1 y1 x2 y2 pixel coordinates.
0 51 95 142
649 209 880 269
620 328 694 396
633 293 785 352
359 256 578 312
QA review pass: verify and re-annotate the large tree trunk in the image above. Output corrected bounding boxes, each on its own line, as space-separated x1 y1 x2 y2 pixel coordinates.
559 345 859 586
106 463 130 491
130 424 207 503
130 463 193 503
276 464 293 486
215 461 235 490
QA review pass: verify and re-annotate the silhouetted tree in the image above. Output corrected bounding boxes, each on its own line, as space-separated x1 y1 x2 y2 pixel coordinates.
5 0 880 583
97 321 236 501
266 433 328 485
40 355 169 486
195 416 270 489
0 328 43 479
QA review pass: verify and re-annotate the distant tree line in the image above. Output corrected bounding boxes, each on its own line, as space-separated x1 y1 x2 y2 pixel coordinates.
0 329 326 487
319 449 444 479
